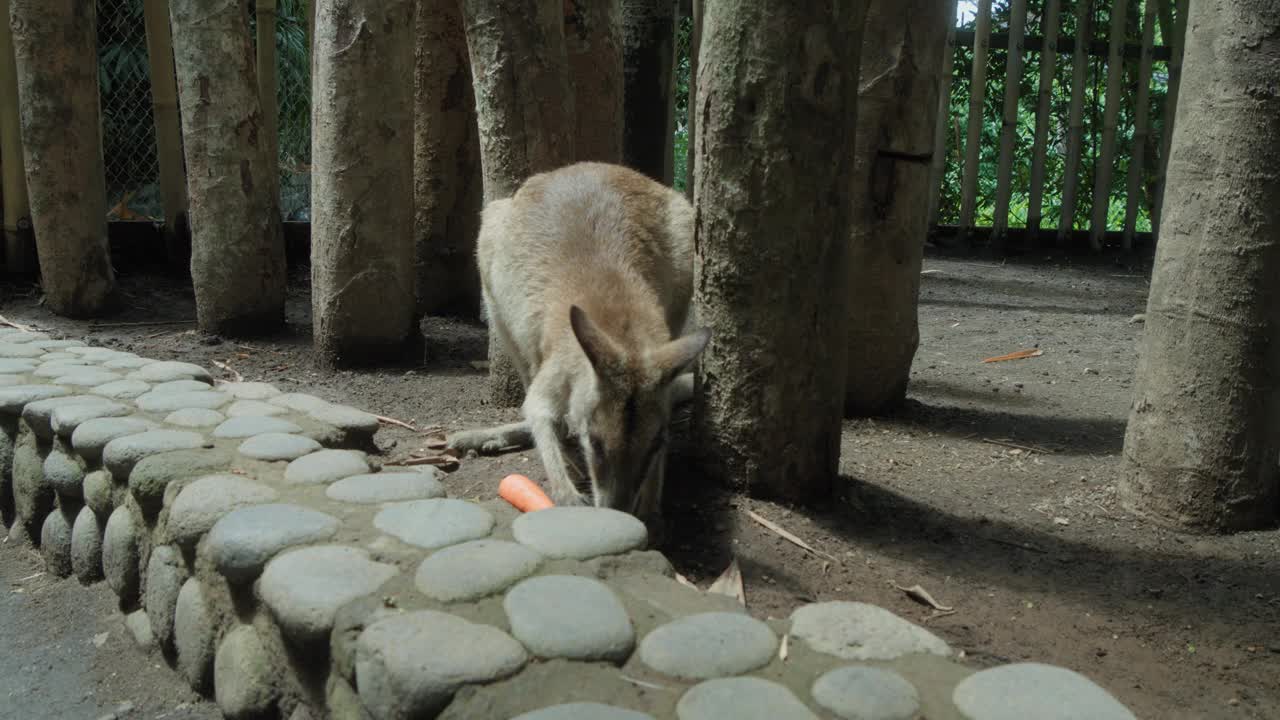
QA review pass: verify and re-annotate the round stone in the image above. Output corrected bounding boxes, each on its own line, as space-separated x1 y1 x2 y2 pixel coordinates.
52 369 123 387
504 575 634 662
44 447 85 498
152 379 215 394
129 448 233 514
146 545 189 651
259 545 398 646
677 677 818 720
40 509 74 577
214 626 280 720
83 470 114 517
512 506 648 560
40 352 78 361
0 343 47 358
225 399 287 417
283 449 372 485
514 704 656 720
50 401 132 438
103 505 141 603
205 504 340 585
327 471 445 503
305 404 379 437
136 390 231 414
213 415 303 439
71 505 105 584
269 393 332 413
639 612 777 680
11 442 51 535
175 578 215 693
31 339 83 350
166 408 227 428
71 417 158 463
952 663 1137 720
168 474 279 547
23 394 115 439
415 540 542 603
220 382 282 400
374 499 495 550
127 361 214 384
238 433 322 461
788 602 950 661
356 610 528 720
103 429 210 479
92 379 154 400
0 358 37 373
812 666 921 720
0 384 71 415
102 356 156 370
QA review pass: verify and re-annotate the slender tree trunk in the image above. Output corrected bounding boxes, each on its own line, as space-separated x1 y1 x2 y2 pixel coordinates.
621 0 676 184
0 0 33 276
1120 0 1280 533
844 0 951 417
564 0 624 162
311 0 416 367
142 0 190 269
170 0 286 335
8 0 115 317
255 0 279 195
693 0 864 502
461 0 576 407
414 0 483 318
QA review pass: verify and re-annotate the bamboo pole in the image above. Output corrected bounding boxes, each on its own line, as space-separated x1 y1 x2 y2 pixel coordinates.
1057 0 1093 243
1087 0 1128 251
143 0 189 263
957 0 991 232
926 0 961 229
1025 0 1060 238
1121 0 1156 250
991 0 1028 243
0 0 32 274
1152 0 1187 237
256 0 279 203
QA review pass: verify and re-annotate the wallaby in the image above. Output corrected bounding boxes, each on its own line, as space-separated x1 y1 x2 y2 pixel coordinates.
448 162 710 535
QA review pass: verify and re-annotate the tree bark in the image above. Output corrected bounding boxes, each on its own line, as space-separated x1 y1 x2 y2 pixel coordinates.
844 0 951 417
621 0 676 184
692 0 864 502
461 0 576 407
170 0 286 336
311 0 417 367
414 0 483 318
564 0 625 163
8 0 115 316
1120 0 1280 533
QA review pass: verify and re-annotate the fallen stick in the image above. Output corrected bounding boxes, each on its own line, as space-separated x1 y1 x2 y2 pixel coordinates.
376 414 417 431
982 438 1053 454
89 319 196 328
745 509 837 562
0 314 35 332
211 359 244 382
981 348 1043 363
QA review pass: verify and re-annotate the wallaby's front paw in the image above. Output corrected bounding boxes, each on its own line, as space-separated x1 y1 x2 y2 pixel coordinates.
447 430 501 456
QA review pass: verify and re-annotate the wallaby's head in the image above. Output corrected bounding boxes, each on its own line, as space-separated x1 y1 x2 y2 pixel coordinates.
566 305 710 515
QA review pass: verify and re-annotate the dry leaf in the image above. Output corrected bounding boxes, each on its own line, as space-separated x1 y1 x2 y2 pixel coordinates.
674 573 697 590
892 582 954 612
706 558 745 606
981 348 1044 363
745 509 837 562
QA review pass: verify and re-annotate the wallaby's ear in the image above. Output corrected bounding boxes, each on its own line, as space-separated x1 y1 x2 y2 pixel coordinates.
651 327 711 384
570 305 625 375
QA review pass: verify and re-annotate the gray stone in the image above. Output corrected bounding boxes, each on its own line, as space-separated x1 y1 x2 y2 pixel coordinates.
327 471 445 503
165 408 226 428
31 340 83 350
238 432 322 461
40 509 74 577
0 374 25 386
83 470 114 517
103 429 209 479
415 540 542 603
504 575 634 662
71 416 158 463
811 666 921 720
50 401 132 438
214 626 280 720
146 545 189 650
23 394 115 439
0 359 37 373
676 678 819 720
71 505 105 584
39 352 78 361
44 447 86 497
127 361 214 384
135 389 231 414
639 612 777 680
356 610 528 720
0 331 48 343
788 601 950 661
175 578 215 693
283 449 371 485
32 362 92 378
0 384 71 414
52 369 123 387
205 504 340 585
0 343 46 358
152 379 215 394
213 415 303 439
226 399 287 417
103 505 141 603
512 506 648 560
12 442 52 536
514 704 655 720
124 610 155 649
168 474 279 547
269 393 332 413
259 545 398 646
306 403 379 437
102 356 155 370
129 448 233 514
952 663 1136 720
374 499 495 550
220 382 282 400
91 379 154 400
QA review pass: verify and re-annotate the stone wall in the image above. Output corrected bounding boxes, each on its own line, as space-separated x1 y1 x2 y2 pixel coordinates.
0 327 1139 720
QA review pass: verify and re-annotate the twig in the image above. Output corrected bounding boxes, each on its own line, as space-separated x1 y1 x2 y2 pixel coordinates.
145 330 175 340
0 315 34 332
745 509 838 562
982 438 1054 454
211 359 244 382
979 535 1048 554
619 675 670 691
89 319 195 328
376 414 417 431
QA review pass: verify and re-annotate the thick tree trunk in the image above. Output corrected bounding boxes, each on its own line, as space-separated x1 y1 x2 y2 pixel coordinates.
414 0 483 318
621 0 676 184
1120 0 1280 533
311 0 416 367
844 0 951 417
170 0 286 336
8 0 115 316
692 1 864 502
461 0 576 407
564 0 624 162
0 0 34 276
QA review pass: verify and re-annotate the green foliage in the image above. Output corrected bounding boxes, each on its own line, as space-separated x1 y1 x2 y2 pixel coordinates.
672 13 693 194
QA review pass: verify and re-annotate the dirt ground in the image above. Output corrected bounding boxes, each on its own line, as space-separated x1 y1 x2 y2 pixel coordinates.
2 250 1278 720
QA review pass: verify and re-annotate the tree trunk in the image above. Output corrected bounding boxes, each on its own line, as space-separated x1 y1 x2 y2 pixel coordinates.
1120 0 1280 533
683 0 701 200
311 0 417 367
621 0 676 184
414 0 483 318
564 0 625 162
8 0 115 316
0 0 34 276
142 0 190 269
844 0 951 417
170 0 286 335
692 0 864 502
461 0 576 407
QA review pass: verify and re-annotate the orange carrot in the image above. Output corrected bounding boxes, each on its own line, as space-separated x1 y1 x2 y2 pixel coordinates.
499 473 554 513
